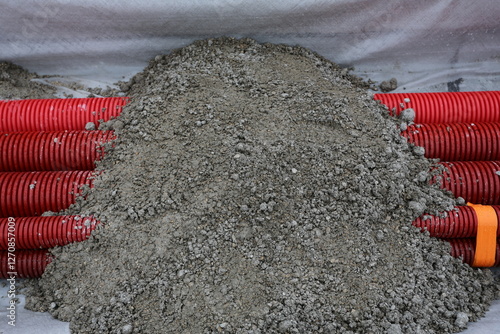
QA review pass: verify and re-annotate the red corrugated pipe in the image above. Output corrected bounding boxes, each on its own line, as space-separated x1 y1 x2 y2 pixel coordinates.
0 171 94 217
413 205 500 238
0 249 52 278
444 238 500 267
433 161 500 205
0 97 129 132
402 122 500 161
0 131 115 172
374 91 500 124
0 215 99 250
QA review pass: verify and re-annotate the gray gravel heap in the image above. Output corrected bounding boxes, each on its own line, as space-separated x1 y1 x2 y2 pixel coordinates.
0 62 56 100
25 37 498 334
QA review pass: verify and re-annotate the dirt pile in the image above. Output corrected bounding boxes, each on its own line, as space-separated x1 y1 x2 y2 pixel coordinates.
0 62 56 99
25 37 498 333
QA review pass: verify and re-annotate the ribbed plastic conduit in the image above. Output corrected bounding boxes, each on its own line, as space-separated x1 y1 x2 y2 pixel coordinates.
0 215 99 250
374 91 500 124
434 161 500 205
0 97 129 132
402 122 500 161
0 249 52 278
0 131 115 172
0 171 94 217
444 238 500 267
413 206 500 238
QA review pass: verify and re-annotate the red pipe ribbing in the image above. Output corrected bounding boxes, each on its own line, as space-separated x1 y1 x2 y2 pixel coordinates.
413 206 500 238
374 91 500 124
0 215 99 250
402 122 500 161
0 249 52 278
0 131 115 172
0 97 129 132
0 171 94 217
434 161 500 205
444 238 500 267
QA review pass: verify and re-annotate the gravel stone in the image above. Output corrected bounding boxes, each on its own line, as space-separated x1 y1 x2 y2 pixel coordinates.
387 324 403 334
85 122 96 131
121 324 133 334
379 78 398 92
413 146 425 156
0 62 56 99
455 312 469 328
400 108 416 122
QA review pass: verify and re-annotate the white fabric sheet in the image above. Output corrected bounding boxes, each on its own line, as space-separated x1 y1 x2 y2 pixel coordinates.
0 0 499 92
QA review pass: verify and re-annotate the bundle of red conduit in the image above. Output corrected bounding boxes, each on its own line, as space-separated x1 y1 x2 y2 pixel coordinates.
0 97 128 278
375 91 500 267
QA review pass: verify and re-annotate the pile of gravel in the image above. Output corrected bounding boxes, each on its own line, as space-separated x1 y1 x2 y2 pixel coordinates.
25 37 498 334
0 62 55 100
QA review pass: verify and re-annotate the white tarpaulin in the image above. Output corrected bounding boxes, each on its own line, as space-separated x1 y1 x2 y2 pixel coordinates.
0 1 499 333
1 0 499 93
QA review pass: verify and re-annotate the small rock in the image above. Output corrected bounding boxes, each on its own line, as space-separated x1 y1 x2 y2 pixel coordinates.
416 171 429 182
413 146 425 156
409 201 426 214
85 122 96 130
455 312 469 328
387 324 402 334
122 324 133 334
456 197 466 206
400 108 416 122
379 78 398 92
113 120 124 131
278 320 293 333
